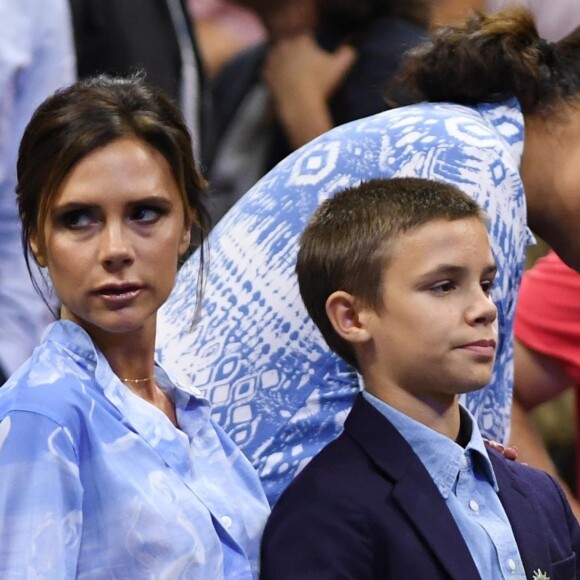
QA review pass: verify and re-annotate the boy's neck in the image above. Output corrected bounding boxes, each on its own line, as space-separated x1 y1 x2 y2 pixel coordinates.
365 382 461 440
455 406 473 448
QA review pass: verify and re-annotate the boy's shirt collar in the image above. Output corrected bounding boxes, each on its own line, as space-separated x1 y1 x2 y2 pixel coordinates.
362 390 499 497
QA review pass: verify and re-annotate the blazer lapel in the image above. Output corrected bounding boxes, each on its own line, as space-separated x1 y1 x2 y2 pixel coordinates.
492 454 554 578
391 473 481 579
345 395 481 580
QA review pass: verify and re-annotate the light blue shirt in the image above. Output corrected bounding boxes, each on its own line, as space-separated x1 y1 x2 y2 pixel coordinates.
158 98 534 505
363 390 526 579
0 0 76 377
0 320 269 578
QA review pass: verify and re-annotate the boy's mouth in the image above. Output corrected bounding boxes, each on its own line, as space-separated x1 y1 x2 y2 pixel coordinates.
458 339 496 357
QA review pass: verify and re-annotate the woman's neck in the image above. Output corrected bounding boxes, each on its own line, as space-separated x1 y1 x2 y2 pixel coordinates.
86 322 158 398
88 321 178 426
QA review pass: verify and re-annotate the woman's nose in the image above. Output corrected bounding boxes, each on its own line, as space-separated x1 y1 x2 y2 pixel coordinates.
99 222 134 269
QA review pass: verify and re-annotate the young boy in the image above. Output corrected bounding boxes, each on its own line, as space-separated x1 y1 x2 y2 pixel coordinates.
260 177 580 579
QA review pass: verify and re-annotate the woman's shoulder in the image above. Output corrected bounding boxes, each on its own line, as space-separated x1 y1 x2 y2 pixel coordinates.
0 334 98 427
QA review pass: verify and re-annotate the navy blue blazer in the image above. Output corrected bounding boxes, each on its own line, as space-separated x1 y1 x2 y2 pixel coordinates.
261 394 580 579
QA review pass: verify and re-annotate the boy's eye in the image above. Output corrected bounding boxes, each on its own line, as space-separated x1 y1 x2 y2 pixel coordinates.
431 281 455 294
481 279 495 295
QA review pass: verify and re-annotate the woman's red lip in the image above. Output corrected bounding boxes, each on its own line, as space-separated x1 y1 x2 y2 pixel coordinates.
95 284 142 294
96 287 143 308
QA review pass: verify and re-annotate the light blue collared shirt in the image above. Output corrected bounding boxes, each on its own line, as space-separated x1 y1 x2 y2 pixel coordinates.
0 320 270 578
363 390 526 579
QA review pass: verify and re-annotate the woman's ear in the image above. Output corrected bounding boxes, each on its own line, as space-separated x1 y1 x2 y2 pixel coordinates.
29 232 47 268
178 220 192 257
325 291 372 345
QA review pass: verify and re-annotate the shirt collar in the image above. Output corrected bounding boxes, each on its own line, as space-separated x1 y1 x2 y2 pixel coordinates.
362 390 499 497
44 320 209 406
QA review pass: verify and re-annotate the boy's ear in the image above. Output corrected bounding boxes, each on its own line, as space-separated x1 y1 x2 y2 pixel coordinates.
29 233 47 268
325 291 372 344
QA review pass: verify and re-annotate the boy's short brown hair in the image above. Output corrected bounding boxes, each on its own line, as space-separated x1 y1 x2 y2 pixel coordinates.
296 177 487 370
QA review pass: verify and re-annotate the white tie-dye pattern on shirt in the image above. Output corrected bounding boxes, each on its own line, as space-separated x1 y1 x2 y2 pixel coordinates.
157 99 533 506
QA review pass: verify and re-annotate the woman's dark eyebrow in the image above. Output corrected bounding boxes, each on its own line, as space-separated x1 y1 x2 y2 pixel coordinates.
51 201 96 217
126 196 173 207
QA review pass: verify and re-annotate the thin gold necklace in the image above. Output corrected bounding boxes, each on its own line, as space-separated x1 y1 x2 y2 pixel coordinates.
121 376 155 384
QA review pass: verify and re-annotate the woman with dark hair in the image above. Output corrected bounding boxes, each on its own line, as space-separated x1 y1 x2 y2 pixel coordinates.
0 75 268 578
158 7 580 506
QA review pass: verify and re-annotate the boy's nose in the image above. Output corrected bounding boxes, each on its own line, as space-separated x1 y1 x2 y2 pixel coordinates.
468 290 497 326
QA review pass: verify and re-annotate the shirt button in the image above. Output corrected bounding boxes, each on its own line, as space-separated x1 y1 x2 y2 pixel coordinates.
221 515 233 529
469 500 479 512
507 558 516 571
462 455 468 467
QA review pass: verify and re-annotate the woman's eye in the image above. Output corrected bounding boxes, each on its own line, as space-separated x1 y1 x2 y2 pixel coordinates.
59 209 95 229
132 205 165 223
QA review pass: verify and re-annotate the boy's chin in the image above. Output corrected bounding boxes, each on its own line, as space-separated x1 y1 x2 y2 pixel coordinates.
459 376 493 394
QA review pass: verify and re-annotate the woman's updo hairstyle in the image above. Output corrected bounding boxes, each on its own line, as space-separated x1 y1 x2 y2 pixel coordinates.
388 6 580 115
17 73 208 317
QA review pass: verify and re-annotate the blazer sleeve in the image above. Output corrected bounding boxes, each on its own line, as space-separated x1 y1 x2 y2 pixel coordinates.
548 471 580 577
494 449 580 578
